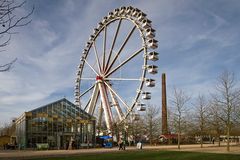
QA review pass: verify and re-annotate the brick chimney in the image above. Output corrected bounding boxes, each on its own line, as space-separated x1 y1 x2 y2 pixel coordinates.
162 73 168 134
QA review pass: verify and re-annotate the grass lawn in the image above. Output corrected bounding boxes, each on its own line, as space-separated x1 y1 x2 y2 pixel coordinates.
32 150 240 160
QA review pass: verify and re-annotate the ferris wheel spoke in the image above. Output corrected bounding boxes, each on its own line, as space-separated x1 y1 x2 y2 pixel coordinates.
83 98 91 111
104 81 131 112
105 47 144 77
104 78 141 81
105 19 122 72
93 42 102 73
104 25 136 74
80 84 95 98
102 27 107 71
80 78 96 80
84 59 99 76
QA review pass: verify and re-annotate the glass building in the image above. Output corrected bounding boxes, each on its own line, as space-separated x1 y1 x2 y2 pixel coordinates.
15 98 96 149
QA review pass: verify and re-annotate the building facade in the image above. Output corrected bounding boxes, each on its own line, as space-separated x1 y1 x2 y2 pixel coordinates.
15 98 96 149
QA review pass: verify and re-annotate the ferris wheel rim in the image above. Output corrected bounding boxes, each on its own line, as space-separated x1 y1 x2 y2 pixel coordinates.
75 6 158 132
78 18 147 115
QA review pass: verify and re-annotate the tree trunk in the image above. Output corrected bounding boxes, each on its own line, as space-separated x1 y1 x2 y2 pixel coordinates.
218 135 221 147
200 135 203 148
227 126 230 151
149 129 152 145
178 132 180 149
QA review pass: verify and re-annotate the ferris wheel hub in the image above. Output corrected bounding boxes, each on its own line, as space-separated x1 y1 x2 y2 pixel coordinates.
96 76 103 81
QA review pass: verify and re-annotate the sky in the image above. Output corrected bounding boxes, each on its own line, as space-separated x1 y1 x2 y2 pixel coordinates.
0 0 240 126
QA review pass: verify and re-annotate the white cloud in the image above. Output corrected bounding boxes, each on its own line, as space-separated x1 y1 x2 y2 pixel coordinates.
32 20 58 44
0 92 47 106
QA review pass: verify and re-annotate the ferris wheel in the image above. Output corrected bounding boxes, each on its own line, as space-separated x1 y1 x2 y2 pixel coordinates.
75 6 159 134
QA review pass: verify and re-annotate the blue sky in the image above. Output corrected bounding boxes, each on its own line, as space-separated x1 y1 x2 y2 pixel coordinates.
0 0 240 126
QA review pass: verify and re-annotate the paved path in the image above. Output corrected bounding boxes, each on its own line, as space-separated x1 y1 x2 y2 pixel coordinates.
0 143 239 160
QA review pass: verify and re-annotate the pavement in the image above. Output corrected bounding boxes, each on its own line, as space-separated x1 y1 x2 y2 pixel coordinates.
0 143 239 160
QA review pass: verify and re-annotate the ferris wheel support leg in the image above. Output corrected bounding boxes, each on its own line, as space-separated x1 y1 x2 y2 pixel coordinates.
97 103 104 129
98 82 114 134
86 84 99 115
109 89 124 122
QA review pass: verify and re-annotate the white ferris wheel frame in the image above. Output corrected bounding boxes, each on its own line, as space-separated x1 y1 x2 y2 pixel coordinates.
74 6 158 134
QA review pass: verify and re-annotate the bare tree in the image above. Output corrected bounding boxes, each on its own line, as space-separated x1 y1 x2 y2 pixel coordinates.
233 91 240 124
212 71 240 151
127 117 145 144
208 101 225 147
194 95 208 148
171 87 190 149
143 105 160 145
0 0 34 72
0 120 15 136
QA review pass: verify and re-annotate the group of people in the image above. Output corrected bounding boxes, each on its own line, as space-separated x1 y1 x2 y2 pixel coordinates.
118 139 143 150
65 139 77 150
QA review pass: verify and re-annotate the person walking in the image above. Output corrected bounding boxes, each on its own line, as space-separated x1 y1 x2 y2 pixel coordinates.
118 139 123 150
122 140 126 150
212 137 215 144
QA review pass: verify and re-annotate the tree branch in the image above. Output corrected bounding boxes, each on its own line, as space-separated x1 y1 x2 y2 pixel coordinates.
0 57 17 72
0 0 34 72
